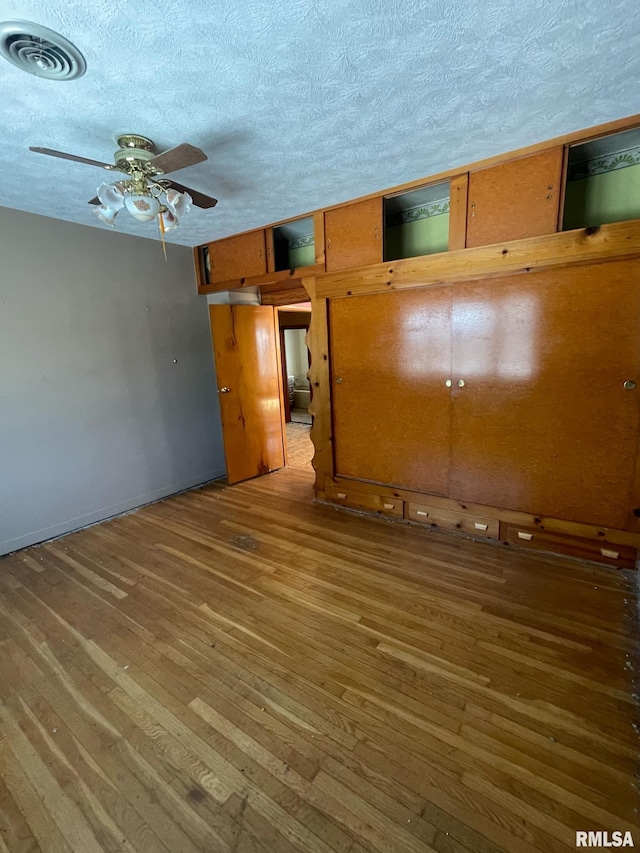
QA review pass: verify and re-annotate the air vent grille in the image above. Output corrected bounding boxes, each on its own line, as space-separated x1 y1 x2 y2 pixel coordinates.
0 21 86 80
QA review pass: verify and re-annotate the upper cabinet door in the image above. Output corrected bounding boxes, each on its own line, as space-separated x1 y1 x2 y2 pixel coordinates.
209 230 267 284
325 198 383 272
466 148 563 247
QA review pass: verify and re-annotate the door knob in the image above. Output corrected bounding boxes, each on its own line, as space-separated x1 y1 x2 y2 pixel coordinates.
445 379 452 387
218 387 231 394
458 379 465 388
624 380 636 390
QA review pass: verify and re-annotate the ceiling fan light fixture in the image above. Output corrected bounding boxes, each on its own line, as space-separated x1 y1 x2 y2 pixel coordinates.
159 209 179 232
124 193 161 222
97 182 125 210
0 20 86 80
165 188 192 218
94 205 119 226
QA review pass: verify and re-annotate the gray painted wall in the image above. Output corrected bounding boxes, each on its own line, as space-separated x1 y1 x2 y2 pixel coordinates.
0 206 225 556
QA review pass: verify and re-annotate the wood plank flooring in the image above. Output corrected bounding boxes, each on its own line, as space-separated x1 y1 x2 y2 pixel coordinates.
285 423 314 470
0 467 638 852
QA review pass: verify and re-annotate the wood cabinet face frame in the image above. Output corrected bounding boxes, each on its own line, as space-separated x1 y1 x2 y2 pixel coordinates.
193 245 211 288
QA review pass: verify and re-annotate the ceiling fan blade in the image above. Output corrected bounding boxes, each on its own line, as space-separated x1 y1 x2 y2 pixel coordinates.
168 180 218 209
152 143 207 175
29 147 120 171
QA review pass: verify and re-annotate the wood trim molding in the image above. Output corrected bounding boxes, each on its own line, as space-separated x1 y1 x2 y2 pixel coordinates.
314 219 640 299
313 211 326 267
304 277 334 493
197 263 326 295
448 173 468 250
265 226 276 274
193 246 207 289
556 144 571 232
260 284 310 306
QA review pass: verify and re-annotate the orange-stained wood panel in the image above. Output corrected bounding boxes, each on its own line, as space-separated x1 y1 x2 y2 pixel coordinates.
448 173 468 250
330 288 452 495
466 148 563 247
209 305 285 484
209 230 267 284
325 198 383 272
449 259 640 527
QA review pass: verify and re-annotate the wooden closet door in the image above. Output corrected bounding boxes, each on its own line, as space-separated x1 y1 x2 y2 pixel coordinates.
449 260 640 527
330 287 452 494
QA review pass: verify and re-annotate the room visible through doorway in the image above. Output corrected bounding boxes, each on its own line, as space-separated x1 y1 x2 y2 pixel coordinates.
278 304 313 471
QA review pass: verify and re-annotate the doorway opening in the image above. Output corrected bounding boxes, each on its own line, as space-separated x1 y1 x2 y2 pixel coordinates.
278 303 314 471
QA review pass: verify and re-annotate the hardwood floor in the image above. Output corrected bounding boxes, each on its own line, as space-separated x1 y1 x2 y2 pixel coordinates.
285 423 313 470
0 467 638 852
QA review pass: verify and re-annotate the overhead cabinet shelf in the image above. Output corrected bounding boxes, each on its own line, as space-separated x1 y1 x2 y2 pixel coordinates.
194 118 640 294
384 182 451 261
562 126 640 230
270 216 315 271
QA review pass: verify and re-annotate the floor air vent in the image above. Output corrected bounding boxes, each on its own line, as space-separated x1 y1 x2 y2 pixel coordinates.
0 20 86 80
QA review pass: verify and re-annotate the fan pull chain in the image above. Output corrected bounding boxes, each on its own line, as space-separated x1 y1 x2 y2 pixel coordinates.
158 211 167 261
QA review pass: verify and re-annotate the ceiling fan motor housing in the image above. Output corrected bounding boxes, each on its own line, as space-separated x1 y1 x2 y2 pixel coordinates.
114 136 163 175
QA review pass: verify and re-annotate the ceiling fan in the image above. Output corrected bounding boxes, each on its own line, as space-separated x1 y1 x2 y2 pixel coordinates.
29 133 218 237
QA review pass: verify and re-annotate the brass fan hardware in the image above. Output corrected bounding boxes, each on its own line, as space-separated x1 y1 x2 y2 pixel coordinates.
28 133 218 210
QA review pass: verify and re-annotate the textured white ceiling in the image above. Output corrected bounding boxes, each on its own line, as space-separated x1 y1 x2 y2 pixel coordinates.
0 0 639 247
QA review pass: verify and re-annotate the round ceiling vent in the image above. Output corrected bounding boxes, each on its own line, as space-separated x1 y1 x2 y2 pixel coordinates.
0 20 86 80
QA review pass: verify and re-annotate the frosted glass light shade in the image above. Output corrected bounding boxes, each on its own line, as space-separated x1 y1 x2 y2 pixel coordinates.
97 182 125 210
124 194 160 221
94 205 118 226
165 188 192 218
159 209 178 232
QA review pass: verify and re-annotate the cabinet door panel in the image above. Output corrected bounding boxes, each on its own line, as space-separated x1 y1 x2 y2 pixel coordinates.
466 149 563 247
209 230 267 283
449 260 640 527
325 199 382 272
330 288 452 494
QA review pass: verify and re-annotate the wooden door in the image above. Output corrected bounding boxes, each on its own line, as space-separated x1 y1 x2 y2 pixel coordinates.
325 199 383 272
330 287 452 494
209 305 285 484
466 148 563 247
448 259 640 527
209 230 267 284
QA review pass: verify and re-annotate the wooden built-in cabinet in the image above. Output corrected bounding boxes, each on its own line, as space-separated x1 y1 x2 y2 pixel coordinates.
325 257 640 554
466 148 563 247
194 116 640 293
208 230 267 284
198 113 640 567
325 198 383 272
